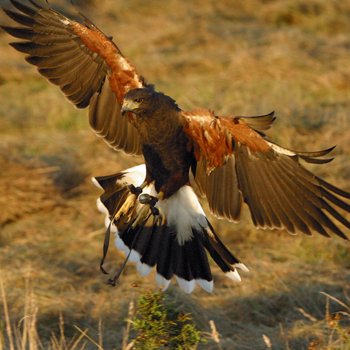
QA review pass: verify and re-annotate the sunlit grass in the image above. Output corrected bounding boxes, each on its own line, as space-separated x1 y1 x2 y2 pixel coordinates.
1 276 349 349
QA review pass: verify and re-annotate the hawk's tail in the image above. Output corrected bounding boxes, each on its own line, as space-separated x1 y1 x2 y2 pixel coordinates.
92 164 248 293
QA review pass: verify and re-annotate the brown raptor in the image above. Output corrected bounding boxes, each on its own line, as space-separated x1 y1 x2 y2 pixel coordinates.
2 0 349 293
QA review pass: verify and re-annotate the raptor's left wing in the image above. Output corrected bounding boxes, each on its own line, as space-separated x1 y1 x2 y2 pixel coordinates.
182 109 350 238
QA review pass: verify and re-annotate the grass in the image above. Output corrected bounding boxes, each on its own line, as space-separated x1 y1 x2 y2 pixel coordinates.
1 276 350 349
0 0 349 348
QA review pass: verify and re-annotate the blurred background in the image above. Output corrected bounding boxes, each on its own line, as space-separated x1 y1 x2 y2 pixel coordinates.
0 0 349 349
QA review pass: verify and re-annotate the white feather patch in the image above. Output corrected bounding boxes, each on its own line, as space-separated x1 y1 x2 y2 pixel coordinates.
137 261 152 276
156 274 171 291
91 177 103 190
118 56 133 71
141 183 158 197
104 216 117 233
176 277 196 294
196 279 214 293
121 164 146 186
129 250 141 263
93 164 146 192
60 18 70 25
157 186 207 245
267 142 296 156
97 198 109 215
115 235 129 255
225 270 242 282
235 263 250 273
115 235 141 264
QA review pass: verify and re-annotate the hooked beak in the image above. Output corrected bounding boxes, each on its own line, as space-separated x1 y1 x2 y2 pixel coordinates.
121 99 139 116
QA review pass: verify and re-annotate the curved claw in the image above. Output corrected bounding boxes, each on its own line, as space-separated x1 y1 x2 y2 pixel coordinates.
150 206 160 216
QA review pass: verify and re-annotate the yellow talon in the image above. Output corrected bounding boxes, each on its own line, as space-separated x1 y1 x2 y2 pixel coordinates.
158 191 165 200
115 193 137 227
131 204 151 229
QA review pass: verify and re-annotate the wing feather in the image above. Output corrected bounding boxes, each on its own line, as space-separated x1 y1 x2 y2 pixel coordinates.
235 151 266 228
3 7 35 26
235 111 276 132
89 80 142 154
195 158 242 221
272 157 326 235
2 0 143 155
183 109 349 239
256 160 285 229
251 158 282 229
25 48 83 67
10 0 36 16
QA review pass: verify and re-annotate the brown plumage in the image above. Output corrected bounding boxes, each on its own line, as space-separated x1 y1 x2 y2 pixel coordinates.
2 0 349 293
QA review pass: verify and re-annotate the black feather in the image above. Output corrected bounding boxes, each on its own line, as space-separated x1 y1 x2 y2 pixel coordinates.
2 8 35 27
0 25 33 39
10 0 37 16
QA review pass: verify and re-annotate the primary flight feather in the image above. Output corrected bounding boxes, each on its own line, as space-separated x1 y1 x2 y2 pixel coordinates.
2 0 349 293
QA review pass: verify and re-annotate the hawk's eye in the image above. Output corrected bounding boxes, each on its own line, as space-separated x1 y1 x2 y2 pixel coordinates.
134 98 144 103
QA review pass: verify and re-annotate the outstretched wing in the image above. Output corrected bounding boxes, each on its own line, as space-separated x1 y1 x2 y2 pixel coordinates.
1 0 143 154
182 110 350 239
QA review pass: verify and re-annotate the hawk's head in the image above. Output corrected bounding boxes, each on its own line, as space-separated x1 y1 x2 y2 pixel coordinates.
121 88 154 116
121 87 180 119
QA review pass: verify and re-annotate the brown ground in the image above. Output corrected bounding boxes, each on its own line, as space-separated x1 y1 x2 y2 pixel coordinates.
0 0 349 349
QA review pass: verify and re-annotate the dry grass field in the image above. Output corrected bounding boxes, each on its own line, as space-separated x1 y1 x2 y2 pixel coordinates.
0 0 350 349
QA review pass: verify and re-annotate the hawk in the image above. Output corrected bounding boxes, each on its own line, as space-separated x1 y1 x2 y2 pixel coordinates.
2 0 349 293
